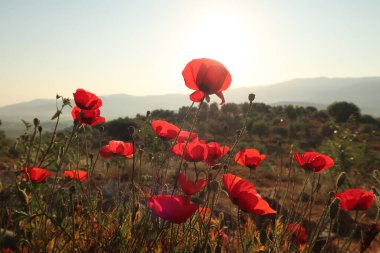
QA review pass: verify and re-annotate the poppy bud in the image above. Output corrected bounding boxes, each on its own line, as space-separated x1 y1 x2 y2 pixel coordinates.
38 126 43 133
99 126 105 132
146 111 151 117
33 118 40 127
248 93 256 103
330 198 340 219
56 94 61 99
209 180 220 191
335 172 346 189
88 153 94 160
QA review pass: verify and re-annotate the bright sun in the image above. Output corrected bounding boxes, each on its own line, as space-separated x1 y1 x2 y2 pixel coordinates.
182 11 254 84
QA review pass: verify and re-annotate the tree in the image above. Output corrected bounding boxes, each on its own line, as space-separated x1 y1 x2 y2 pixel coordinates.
327 102 360 123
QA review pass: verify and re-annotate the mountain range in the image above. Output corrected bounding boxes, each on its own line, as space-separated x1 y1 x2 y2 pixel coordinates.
0 77 379 131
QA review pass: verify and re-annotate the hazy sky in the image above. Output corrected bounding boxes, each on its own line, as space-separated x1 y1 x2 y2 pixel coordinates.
1 0 379 106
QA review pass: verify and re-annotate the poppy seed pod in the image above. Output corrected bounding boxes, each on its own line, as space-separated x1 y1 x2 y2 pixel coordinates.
330 198 340 219
248 93 256 103
33 118 40 127
336 172 346 189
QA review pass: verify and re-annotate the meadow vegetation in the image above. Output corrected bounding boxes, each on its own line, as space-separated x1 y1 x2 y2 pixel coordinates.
0 58 379 252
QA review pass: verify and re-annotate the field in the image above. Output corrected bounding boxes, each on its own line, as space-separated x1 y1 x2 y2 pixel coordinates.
0 60 379 252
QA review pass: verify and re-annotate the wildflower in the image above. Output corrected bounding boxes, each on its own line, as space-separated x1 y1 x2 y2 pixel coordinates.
177 130 198 143
286 224 307 245
64 170 88 182
22 167 51 183
294 151 334 173
235 149 266 170
147 195 198 223
171 141 208 162
73 88 102 110
99 140 135 158
71 107 105 126
206 142 229 166
151 120 180 140
182 58 232 105
335 188 375 211
178 172 207 195
223 173 275 215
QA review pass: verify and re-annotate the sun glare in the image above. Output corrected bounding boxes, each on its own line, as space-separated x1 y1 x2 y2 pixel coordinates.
182 11 254 85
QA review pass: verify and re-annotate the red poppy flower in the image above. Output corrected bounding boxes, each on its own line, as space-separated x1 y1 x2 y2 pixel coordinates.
286 224 307 245
147 195 199 223
178 172 207 195
223 173 275 215
294 152 334 173
73 88 102 110
22 167 51 183
171 141 208 162
182 58 232 105
99 140 135 158
235 149 266 170
335 188 375 211
151 120 180 140
206 142 229 166
64 170 88 182
71 106 105 126
177 131 198 143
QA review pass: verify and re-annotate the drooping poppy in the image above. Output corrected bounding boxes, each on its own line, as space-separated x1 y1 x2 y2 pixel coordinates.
286 224 307 245
178 172 207 195
64 170 88 182
335 188 375 211
171 141 208 162
147 195 199 223
22 167 51 183
223 173 275 215
206 142 229 166
151 120 180 140
71 106 105 126
294 151 334 173
99 140 135 158
235 149 266 170
177 130 198 143
73 88 102 110
182 58 232 105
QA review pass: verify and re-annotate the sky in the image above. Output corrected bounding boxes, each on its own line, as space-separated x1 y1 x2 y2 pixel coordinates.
1 0 380 107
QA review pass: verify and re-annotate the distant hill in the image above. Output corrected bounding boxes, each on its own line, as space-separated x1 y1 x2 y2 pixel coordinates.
0 77 379 128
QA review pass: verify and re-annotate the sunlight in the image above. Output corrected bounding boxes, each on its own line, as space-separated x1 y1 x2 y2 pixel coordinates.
181 11 255 83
